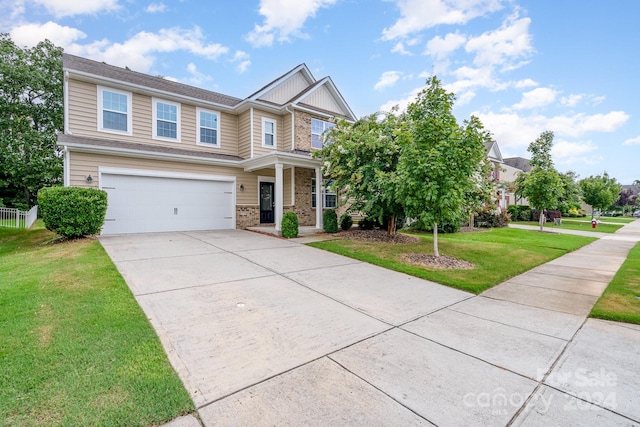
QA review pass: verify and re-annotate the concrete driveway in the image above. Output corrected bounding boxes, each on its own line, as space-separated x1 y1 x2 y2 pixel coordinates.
99 228 640 426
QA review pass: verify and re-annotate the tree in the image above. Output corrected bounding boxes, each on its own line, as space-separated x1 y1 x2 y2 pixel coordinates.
580 172 621 218
0 34 63 209
398 77 491 256
556 170 582 214
318 111 404 235
519 131 562 231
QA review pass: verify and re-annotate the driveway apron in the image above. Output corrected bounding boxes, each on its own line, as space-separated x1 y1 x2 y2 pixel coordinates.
100 222 640 426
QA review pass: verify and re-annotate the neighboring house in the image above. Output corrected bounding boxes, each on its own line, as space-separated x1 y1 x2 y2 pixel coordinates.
501 157 531 206
484 140 507 209
59 54 356 235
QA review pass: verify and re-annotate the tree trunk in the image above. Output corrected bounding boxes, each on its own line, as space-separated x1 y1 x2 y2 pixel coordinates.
539 209 545 232
469 213 474 228
433 222 439 257
388 214 397 236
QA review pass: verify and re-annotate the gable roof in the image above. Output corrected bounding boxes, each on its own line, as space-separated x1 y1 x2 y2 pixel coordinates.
503 157 532 172
484 140 503 163
63 54 242 108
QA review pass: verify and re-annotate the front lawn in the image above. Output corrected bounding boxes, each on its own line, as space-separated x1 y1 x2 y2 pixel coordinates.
512 220 623 233
590 241 640 324
0 223 193 426
309 228 595 294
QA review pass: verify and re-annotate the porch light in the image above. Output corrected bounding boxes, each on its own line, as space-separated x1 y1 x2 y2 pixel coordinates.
239 184 244 191
86 175 93 183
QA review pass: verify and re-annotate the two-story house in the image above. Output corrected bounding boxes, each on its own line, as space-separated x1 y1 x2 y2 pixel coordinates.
58 54 356 235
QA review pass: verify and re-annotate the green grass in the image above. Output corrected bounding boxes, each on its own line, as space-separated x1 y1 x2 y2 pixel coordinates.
0 222 194 426
309 228 595 294
590 242 640 324
594 216 637 224
512 220 624 233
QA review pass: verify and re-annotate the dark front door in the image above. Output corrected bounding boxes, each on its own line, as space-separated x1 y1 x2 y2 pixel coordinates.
260 182 275 223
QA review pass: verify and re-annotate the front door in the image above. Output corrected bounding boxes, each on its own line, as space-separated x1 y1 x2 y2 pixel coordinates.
260 182 275 223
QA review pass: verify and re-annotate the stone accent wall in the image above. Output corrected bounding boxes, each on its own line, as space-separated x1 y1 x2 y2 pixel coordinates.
236 206 259 229
293 168 316 226
294 110 312 151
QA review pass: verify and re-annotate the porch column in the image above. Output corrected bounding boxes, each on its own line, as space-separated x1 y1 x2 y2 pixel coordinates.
315 167 323 229
275 163 283 233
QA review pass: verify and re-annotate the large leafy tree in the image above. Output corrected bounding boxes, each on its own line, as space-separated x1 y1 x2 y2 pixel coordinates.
398 77 491 256
318 111 404 234
519 131 562 231
579 172 621 218
556 170 582 214
0 34 63 208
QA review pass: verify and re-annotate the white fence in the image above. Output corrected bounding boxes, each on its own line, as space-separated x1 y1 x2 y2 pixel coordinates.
0 206 38 229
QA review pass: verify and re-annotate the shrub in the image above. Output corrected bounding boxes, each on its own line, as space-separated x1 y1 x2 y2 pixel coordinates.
474 208 510 228
340 212 353 230
358 217 376 230
38 187 108 238
533 209 562 222
408 217 462 234
518 208 532 221
323 209 338 233
280 211 299 238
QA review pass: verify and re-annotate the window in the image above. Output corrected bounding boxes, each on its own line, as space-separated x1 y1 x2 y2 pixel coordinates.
311 178 337 208
262 118 276 148
98 86 132 135
197 108 219 146
311 118 335 149
153 98 180 141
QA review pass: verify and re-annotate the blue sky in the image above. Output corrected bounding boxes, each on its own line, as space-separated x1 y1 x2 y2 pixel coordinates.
4 0 639 184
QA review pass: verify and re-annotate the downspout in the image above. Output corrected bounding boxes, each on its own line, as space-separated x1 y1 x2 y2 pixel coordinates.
63 71 70 134
250 107 254 158
285 105 295 151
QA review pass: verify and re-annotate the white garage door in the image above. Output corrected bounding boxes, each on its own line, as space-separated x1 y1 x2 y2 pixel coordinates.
101 173 235 234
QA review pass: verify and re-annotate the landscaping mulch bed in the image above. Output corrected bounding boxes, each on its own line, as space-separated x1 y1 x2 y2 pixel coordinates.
402 253 476 270
338 229 420 244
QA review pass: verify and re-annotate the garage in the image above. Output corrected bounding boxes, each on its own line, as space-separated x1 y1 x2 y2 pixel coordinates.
100 172 235 235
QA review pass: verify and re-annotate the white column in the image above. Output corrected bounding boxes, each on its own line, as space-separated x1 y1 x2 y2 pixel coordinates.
275 163 283 233
315 167 323 229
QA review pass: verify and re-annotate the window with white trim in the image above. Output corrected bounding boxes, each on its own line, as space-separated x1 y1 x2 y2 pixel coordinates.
262 118 276 148
197 108 220 146
311 178 337 208
153 98 180 141
98 86 132 135
311 118 335 149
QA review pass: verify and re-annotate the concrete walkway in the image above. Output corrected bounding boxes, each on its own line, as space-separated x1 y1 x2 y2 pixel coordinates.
99 220 640 426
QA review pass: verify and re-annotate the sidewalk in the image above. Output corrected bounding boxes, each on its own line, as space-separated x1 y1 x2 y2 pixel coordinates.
154 220 640 426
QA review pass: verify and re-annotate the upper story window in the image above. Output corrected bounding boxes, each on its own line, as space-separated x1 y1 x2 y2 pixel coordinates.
311 118 335 150
262 118 276 148
98 86 132 135
153 98 181 141
197 108 220 147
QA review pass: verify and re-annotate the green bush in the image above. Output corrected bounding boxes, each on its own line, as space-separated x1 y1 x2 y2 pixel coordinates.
474 208 510 228
38 187 108 238
408 217 462 234
358 217 376 230
281 211 299 238
340 213 353 230
323 209 338 233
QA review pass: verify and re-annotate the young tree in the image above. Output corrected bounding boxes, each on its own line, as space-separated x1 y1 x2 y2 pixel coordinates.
519 131 562 231
556 170 582 214
317 111 405 235
398 77 491 256
579 172 621 218
0 34 63 208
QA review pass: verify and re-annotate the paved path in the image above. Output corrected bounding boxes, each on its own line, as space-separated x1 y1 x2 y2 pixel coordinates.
99 221 640 426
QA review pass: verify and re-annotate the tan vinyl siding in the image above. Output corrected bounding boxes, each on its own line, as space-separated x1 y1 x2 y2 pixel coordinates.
282 111 292 152
305 85 344 116
252 111 282 157
260 72 309 104
238 110 251 159
68 151 259 205
67 79 239 157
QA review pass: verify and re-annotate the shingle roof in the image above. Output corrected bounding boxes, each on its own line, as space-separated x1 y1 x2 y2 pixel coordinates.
503 157 532 172
63 54 243 108
58 133 244 162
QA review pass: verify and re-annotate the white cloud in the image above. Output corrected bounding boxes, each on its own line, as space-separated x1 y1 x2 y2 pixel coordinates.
560 93 583 107
514 78 538 88
382 0 504 41
552 139 598 160
182 62 213 86
231 51 251 73
379 86 423 114
391 42 412 55
374 71 402 91
30 0 120 18
10 21 86 47
424 32 466 59
465 12 533 68
512 87 558 110
145 2 167 13
623 136 640 146
245 0 337 47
